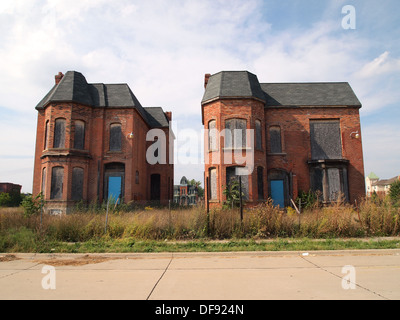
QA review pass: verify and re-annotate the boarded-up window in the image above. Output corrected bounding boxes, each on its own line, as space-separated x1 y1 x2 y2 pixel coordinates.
310 167 324 194
74 120 85 150
110 123 122 151
225 119 247 149
310 165 349 202
50 166 64 200
269 126 282 153
310 120 342 160
209 168 217 200
72 167 84 201
208 120 217 151
257 167 264 200
44 120 49 150
327 168 341 201
226 166 249 200
41 167 47 195
255 120 262 150
54 119 66 149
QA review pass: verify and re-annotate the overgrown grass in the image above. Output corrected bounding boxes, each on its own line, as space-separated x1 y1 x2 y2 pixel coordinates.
0 198 399 253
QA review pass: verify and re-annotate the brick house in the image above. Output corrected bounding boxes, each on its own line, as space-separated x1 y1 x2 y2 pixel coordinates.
0 183 22 195
173 176 199 206
202 71 365 208
366 172 400 198
33 71 174 214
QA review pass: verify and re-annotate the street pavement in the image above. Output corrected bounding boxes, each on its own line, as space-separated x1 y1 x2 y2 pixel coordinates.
0 249 399 300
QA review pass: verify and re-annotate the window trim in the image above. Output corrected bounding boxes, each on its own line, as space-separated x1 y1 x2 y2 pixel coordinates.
208 119 218 152
224 118 248 150
50 166 64 200
208 167 218 201
268 125 283 154
255 120 262 151
73 120 86 150
71 167 84 201
109 123 122 152
53 118 66 149
44 120 49 150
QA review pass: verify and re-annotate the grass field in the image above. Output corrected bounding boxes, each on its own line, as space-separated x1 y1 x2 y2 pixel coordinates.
0 198 399 253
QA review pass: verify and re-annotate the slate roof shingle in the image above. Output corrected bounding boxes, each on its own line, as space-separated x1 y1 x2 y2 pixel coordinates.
36 71 170 128
202 71 362 108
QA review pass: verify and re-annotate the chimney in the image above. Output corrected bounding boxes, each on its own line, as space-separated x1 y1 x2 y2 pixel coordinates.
55 72 64 85
204 73 211 89
165 111 172 121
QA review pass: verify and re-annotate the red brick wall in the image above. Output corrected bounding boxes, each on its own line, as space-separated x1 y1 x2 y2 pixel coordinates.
202 99 365 207
265 106 365 203
203 98 267 206
33 102 173 213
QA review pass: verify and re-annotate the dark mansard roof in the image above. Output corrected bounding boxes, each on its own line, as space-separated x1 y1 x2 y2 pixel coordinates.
35 71 170 128
201 71 361 108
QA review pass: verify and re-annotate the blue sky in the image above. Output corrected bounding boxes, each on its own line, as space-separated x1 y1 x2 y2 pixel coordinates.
0 0 399 193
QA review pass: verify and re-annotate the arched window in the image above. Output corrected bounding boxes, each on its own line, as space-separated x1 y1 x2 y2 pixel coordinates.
54 118 66 149
225 118 247 149
41 167 47 195
255 120 262 150
74 120 86 150
72 167 84 201
110 123 122 151
50 166 64 200
226 166 249 200
209 168 217 200
269 126 282 154
257 167 264 200
208 120 217 151
44 120 49 150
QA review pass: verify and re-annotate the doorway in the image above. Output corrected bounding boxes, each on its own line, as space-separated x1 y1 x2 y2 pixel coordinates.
104 163 125 203
151 174 161 201
270 180 285 208
268 169 290 208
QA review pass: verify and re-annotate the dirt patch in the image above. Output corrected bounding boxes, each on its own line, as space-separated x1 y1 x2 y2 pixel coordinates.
0 254 20 262
34 254 119 267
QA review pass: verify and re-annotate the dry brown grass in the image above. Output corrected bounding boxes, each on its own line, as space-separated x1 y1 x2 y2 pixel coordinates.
0 197 399 246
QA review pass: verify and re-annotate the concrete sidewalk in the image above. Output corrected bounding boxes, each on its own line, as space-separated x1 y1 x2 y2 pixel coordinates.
0 250 399 300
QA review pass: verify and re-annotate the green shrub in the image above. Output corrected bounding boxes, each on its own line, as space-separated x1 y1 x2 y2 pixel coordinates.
21 193 43 218
390 180 400 205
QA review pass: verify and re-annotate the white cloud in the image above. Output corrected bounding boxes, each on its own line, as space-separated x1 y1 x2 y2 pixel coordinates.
362 124 400 179
356 51 400 78
0 0 399 191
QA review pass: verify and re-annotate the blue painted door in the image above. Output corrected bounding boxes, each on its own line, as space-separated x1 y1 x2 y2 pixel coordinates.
271 180 285 208
108 176 122 204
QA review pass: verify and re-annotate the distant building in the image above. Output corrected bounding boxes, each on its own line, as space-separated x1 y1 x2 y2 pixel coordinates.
173 176 199 205
366 172 400 197
0 183 22 195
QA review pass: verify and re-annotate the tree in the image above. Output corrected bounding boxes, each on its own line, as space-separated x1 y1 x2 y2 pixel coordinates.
0 193 12 207
21 193 44 217
188 179 204 198
223 178 245 209
0 192 22 207
389 180 400 204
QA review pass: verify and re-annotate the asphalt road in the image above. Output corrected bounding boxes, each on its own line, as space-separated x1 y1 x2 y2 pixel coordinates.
0 249 399 300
